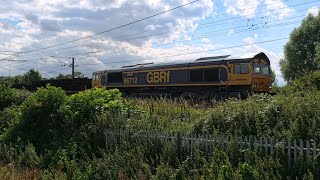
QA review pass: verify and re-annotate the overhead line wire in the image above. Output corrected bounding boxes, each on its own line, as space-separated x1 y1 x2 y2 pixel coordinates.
12 12 306 60
15 0 200 54
7 1 315 59
49 18 303 59
84 37 289 68
7 0 310 57
4 18 301 65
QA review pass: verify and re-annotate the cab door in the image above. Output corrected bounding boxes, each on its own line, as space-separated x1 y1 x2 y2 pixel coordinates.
92 73 103 88
228 63 251 86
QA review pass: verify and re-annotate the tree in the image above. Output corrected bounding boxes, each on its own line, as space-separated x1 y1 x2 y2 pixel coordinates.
280 14 320 82
0 75 24 86
271 69 277 86
23 69 42 84
56 71 84 79
316 43 320 67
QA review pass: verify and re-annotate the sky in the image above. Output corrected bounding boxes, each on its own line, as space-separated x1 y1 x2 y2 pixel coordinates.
0 0 319 85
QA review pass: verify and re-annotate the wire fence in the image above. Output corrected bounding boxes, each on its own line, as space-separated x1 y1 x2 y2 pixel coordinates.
105 129 320 167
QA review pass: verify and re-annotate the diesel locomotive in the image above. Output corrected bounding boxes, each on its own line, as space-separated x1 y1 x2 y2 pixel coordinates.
92 52 272 98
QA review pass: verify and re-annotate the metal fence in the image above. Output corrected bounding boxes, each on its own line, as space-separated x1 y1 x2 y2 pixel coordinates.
105 129 320 167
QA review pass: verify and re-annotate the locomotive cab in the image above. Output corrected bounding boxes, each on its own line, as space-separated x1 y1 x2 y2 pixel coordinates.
92 71 104 88
251 53 272 93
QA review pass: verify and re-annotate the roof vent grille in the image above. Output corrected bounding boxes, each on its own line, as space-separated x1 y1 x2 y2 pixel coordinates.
195 55 230 61
121 62 154 68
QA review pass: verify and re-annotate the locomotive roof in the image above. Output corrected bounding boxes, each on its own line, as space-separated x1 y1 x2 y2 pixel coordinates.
105 52 269 73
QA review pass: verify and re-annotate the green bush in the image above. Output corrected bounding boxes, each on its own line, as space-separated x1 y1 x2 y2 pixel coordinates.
3 85 67 153
0 143 20 164
65 88 125 126
0 106 19 135
194 92 320 141
17 143 41 169
1 81 320 179
280 71 320 94
238 162 260 180
0 85 30 111
63 88 129 159
0 143 40 169
88 146 152 180
155 163 176 180
0 84 16 110
13 89 32 106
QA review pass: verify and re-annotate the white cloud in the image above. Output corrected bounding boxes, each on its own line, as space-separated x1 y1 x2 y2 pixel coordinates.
227 29 234 36
306 7 319 17
264 0 294 19
243 37 255 44
144 24 162 31
201 38 211 43
223 0 260 18
0 0 215 77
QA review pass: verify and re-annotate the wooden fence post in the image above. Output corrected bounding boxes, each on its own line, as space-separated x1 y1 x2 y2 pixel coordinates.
299 139 303 158
244 136 248 149
200 134 203 152
249 135 253 150
213 133 217 151
282 139 285 155
209 134 213 156
176 132 182 161
187 133 190 155
270 137 273 156
306 140 310 163
205 134 209 157
294 140 297 162
104 129 108 150
275 138 279 158
259 137 263 153
313 140 316 168
264 136 268 156
288 139 291 168
191 133 194 154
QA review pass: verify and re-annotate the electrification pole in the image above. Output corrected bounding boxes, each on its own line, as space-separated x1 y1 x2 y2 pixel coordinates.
71 57 75 79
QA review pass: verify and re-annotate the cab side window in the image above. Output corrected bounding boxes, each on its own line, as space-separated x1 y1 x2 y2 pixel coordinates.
234 64 241 74
241 64 249 74
234 64 248 74
93 75 98 81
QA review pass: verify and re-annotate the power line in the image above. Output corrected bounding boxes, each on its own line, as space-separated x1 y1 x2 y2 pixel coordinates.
1 0 318 75
6 0 310 58
3 18 300 67
11 8 307 60
79 37 289 68
51 19 303 61
4 37 289 76
6 0 315 62
10 13 305 62
15 0 200 54
13 1 315 58
44 67 71 75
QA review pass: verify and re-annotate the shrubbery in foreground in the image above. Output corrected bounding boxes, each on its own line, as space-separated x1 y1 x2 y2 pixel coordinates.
0 85 319 179
194 91 320 141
